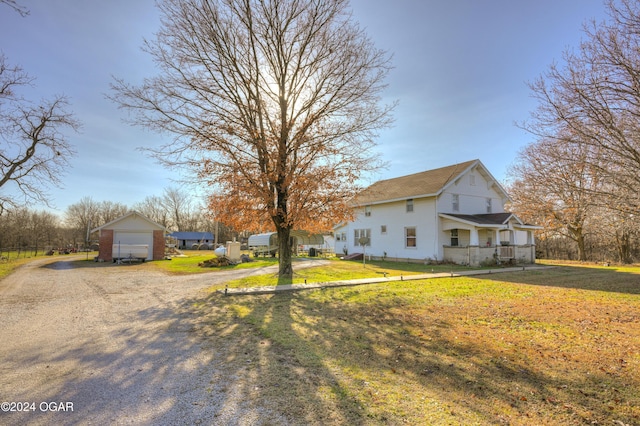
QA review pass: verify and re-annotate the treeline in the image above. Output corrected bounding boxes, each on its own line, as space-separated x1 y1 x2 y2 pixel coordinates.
0 187 236 256
0 209 63 257
508 0 640 264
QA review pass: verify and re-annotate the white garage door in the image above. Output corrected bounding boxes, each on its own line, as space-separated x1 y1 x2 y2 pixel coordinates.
113 232 153 260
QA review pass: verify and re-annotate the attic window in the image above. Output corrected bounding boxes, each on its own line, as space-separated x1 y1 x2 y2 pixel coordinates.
486 197 492 213
470 174 476 186
452 194 459 212
365 205 371 217
406 199 414 212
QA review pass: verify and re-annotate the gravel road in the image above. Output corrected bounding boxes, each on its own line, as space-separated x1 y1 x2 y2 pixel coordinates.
0 256 326 425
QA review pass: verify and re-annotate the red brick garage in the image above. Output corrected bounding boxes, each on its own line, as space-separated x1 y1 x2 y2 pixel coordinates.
92 211 165 262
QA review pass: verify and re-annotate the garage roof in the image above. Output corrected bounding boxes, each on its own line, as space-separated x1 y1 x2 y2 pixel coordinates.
91 211 165 233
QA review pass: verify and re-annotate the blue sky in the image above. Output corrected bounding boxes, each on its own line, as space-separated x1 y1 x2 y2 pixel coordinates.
0 0 608 215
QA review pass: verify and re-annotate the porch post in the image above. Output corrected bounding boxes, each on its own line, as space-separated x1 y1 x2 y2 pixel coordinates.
470 228 479 246
495 229 501 246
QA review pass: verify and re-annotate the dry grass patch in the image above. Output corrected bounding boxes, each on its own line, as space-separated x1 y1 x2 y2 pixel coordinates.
189 264 640 425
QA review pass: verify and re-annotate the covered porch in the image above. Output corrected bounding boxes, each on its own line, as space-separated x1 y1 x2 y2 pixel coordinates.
440 213 540 266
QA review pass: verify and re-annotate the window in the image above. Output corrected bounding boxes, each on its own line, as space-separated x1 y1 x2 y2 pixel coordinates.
405 227 417 248
406 199 414 212
486 197 492 213
335 232 347 242
452 194 459 212
364 205 371 217
354 229 371 246
381 225 387 234
470 174 476 186
450 229 459 247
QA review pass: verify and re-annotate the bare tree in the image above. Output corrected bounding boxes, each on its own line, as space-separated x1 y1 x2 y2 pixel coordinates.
0 0 29 16
521 0 640 216
98 200 128 224
133 195 171 228
160 187 198 231
111 0 393 278
134 187 206 232
508 131 604 261
0 54 79 213
0 207 61 256
64 197 102 245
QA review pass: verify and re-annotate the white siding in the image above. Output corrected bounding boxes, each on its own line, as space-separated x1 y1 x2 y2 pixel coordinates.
335 162 529 264
438 166 506 215
337 197 440 261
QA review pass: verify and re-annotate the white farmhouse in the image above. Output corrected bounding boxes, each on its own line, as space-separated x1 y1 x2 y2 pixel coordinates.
334 159 539 266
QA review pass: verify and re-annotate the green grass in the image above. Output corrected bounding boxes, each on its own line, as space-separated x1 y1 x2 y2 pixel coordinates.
216 257 483 289
152 252 477 280
190 263 640 425
0 255 37 280
151 251 279 274
0 250 77 279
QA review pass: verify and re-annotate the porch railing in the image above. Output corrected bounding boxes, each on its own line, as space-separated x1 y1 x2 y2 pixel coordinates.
443 244 535 266
498 245 514 259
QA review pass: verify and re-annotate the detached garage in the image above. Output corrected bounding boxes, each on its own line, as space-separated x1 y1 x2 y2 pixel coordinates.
92 211 165 262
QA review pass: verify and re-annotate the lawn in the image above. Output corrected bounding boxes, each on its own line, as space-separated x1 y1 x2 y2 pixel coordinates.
150 251 280 274
0 251 87 280
0 255 39 280
190 262 640 425
205 256 484 288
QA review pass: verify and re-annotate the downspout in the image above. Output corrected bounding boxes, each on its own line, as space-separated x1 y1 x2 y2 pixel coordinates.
434 198 439 260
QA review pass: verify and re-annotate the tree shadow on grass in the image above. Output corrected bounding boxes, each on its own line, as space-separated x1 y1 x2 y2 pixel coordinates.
476 264 640 295
200 281 640 425
195 291 369 424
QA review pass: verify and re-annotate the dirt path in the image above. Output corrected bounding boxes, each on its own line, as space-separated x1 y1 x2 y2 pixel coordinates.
0 256 327 425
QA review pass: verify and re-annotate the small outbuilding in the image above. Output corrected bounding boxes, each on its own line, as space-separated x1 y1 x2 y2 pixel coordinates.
248 230 325 256
92 211 166 262
168 231 215 249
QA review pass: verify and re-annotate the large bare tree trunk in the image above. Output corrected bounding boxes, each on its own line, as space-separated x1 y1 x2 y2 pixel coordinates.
277 226 292 281
274 182 293 279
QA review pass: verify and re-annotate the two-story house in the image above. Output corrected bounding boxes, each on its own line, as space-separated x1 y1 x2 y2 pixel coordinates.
334 159 539 266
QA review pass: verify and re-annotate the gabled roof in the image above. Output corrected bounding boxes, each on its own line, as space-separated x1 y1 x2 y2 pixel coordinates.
91 211 165 233
168 231 214 240
354 159 507 206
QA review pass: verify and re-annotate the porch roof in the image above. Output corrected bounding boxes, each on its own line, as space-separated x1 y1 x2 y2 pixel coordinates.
440 213 542 229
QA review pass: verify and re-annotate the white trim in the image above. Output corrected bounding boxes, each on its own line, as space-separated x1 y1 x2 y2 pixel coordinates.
91 211 165 233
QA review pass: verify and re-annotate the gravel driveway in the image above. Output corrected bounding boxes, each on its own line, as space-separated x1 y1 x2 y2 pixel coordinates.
0 256 326 425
